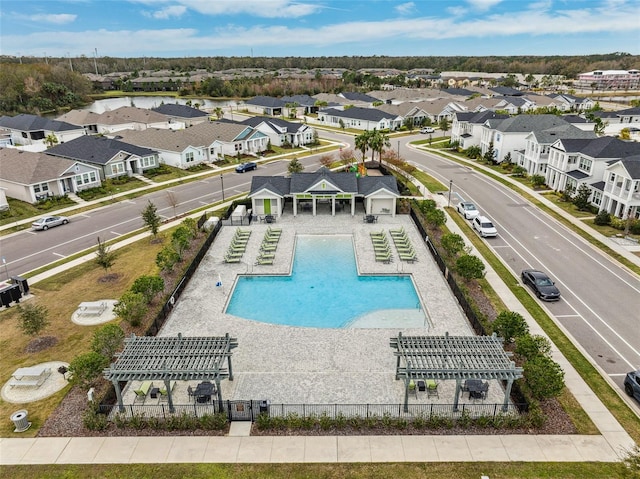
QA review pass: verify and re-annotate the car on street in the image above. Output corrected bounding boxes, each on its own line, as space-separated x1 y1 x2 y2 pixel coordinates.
32 215 69 231
472 215 497 237
420 127 435 134
456 201 480 220
521 269 561 301
235 162 257 173
624 370 640 402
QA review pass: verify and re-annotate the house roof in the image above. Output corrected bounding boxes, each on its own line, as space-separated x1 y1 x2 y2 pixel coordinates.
92 106 169 125
47 135 157 165
56 109 102 126
617 156 640 179
557 136 640 159
441 88 476 97
241 116 304 133
591 181 605 191
151 104 209 119
566 170 590 180
281 95 317 107
0 148 82 185
245 96 285 108
357 175 399 196
455 110 509 124
490 86 524 96
339 92 380 103
248 176 292 197
616 107 640 116
486 114 571 133
530 123 596 144
321 107 397 122
0 114 82 132
290 168 358 193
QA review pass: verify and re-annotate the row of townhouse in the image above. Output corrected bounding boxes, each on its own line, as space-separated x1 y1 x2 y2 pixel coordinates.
450 110 640 219
0 106 317 203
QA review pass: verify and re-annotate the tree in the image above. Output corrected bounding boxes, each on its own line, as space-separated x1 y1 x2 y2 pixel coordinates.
69 352 109 390
619 128 631 140
171 225 193 259
156 245 179 272
455 254 485 281
515 334 552 361
44 133 58 148
369 129 390 166
130 275 164 303
141 200 161 238
483 141 496 164
318 154 334 168
573 183 592 211
354 130 372 166
524 355 565 400
213 106 224 120
287 157 304 175
441 233 466 257
94 236 115 274
91 323 125 360
425 208 446 227
594 210 611 226
465 146 482 159
338 119 345 131
492 311 529 343
113 291 148 327
530 175 546 188
165 191 179 218
438 117 450 135
16 303 49 337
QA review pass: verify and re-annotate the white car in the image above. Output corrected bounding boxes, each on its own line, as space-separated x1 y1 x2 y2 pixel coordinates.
420 127 435 134
32 215 69 230
473 215 497 238
456 202 479 220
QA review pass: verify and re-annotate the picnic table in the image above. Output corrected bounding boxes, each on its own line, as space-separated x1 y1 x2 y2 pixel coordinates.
77 301 107 316
9 366 51 388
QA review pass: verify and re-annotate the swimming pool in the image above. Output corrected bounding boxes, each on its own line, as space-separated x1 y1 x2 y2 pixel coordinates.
226 235 425 328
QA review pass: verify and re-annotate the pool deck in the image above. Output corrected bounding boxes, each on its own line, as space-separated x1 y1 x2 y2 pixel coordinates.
157 210 496 406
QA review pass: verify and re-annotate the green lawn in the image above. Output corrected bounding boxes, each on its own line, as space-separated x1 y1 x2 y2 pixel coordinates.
0 197 76 228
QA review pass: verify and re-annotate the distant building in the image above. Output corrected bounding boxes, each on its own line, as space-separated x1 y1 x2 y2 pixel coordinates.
575 70 640 90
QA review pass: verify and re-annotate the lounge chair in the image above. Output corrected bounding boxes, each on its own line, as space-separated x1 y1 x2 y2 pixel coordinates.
260 245 277 252
399 253 417 263
134 381 153 403
224 255 242 263
375 254 392 263
159 381 177 402
374 245 390 252
267 226 282 235
262 236 279 244
257 253 275 259
389 226 405 235
256 257 274 265
236 228 251 237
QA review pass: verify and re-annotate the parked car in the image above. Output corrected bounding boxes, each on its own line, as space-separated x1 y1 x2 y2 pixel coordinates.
472 215 497 237
235 162 257 173
32 215 69 231
420 127 435 134
624 370 640 402
456 201 480 220
521 269 561 301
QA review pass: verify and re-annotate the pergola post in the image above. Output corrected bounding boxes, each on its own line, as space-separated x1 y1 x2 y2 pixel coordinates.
113 379 124 412
453 378 461 412
503 378 514 412
164 379 175 413
403 378 409 413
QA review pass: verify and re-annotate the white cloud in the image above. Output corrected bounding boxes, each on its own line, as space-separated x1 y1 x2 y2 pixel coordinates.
146 5 187 19
465 0 504 11
131 0 320 18
27 13 77 24
395 2 416 16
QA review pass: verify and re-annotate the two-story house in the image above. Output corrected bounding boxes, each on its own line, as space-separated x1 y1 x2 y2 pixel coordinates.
240 117 315 147
451 110 509 149
599 155 640 219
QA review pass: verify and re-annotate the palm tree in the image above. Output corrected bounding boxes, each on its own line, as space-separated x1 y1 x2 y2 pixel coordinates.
369 129 391 166
45 134 58 149
213 107 224 120
354 130 372 167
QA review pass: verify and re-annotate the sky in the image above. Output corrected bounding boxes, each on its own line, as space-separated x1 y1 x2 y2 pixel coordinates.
1 0 639 59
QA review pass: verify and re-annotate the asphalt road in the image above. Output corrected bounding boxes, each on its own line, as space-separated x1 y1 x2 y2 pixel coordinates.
1 130 638 403
401 139 640 398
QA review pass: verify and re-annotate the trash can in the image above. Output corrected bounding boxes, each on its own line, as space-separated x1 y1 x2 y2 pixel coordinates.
10 410 31 433
259 399 270 414
11 276 29 295
0 287 12 308
8 284 22 303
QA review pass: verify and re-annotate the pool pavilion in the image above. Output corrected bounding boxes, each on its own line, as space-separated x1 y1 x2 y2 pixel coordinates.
248 168 400 218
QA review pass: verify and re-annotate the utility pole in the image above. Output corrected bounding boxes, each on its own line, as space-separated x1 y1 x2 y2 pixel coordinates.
448 180 453 207
93 48 98 75
67 53 73 72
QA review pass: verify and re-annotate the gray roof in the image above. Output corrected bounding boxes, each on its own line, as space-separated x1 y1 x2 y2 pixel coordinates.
618 156 640 179
455 110 509 124
566 170 590 180
152 104 209 119
340 92 380 103
441 88 476 96
617 107 640 116
290 168 358 194
245 96 285 108
249 176 292 197
0 148 81 185
281 95 317 107
558 136 640 159
241 116 303 133
47 135 157 165
0 114 82 132
591 181 605 191
320 107 396 122
487 114 571 133
490 86 523 96
357 175 399 196
530 123 596 144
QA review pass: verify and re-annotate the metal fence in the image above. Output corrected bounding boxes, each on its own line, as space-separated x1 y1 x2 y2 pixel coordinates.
99 400 524 422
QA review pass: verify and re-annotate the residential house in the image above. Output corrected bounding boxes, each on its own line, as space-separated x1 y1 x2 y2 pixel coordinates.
451 110 509 149
337 92 381 107
46 135 159 180
240 117 315 147
545 136 640 209
317 107 401 131
376 103 430 129
480 115 577 163
244 96 287 116
492 96 536 114
57 106 180 135
0 114 86 152
248 168 399 218
0 148 101 203
281 95 320 115
116 121 268 167
516 124 597 176
546 93 594 112
151 103 210 127
599 155 640 219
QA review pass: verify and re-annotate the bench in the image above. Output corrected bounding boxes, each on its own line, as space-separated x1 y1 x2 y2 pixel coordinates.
77 301 107 317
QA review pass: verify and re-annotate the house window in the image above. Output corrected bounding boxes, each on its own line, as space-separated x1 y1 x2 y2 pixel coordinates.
568 155 577 164
111 162 125 175
592 191 602 206
75 171 97 185
140 156 155 168
234 144 242 152
578 158 592 172
33 182 49 193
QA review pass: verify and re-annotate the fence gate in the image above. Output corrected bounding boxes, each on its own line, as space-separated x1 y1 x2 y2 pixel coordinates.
227 400 254 421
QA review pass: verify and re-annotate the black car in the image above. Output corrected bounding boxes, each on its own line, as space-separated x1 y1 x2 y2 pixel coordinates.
521 269 561 301
624 370 640 402
235 162 257 173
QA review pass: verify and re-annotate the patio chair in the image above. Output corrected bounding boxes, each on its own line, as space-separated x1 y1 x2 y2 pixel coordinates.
257 253 275 260
134 381 153 404
267 226 282 235
256 257 274 265
389 226 405 235
265 215 275 223
224 255 242 263
260 244 277 252
399 252 418 263
426 379 439 398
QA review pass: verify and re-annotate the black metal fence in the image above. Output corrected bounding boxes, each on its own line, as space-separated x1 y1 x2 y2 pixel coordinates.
100 400 524 422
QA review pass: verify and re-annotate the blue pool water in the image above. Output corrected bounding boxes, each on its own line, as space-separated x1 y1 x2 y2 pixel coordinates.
226 235 422 328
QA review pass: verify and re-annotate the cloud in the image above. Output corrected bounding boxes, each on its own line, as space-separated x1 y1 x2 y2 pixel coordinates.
145 5 187 19
131 0 321 18
395 2 416 16
27 13 77 24
465 0 504 11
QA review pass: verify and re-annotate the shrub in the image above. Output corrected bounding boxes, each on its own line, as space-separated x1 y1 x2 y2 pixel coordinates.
530 175 546 188
573 183 592 211
416 199 437 214
16 302 49 336
512 165 527 177
441 233 466 257
524 355 565 400
594 210 611 226
69 351 109 389
130 275 165 303
113 291 148 327
156 245 180 272
492 311 529 343
82 404 108 431
515 334 552 361
91 323 125 359
455 254 485 280
425 208 446 227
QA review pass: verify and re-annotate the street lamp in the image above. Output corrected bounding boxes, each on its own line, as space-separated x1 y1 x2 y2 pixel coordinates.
220 174 225 202
448 180 453 207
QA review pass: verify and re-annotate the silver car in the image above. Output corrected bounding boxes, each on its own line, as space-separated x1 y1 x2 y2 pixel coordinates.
32 215 69 230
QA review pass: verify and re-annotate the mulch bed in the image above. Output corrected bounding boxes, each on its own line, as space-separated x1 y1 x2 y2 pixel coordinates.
25 335 58 353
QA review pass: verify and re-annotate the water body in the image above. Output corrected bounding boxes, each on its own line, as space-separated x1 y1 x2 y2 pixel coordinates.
85 96 241 113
